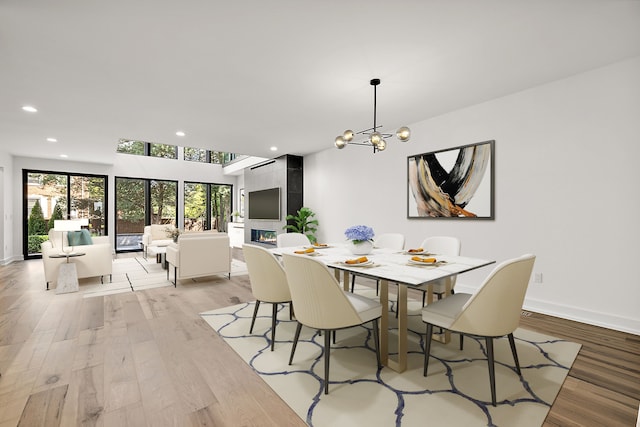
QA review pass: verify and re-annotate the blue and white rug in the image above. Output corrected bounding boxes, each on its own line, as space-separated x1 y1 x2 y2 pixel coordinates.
201 286 581 427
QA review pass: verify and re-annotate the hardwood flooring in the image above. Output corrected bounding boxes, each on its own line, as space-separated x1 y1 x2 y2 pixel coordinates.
0 251 638 426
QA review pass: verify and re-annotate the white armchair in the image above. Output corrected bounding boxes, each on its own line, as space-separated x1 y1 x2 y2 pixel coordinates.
165 232 231 286
142 224 175 258
40 229 113 290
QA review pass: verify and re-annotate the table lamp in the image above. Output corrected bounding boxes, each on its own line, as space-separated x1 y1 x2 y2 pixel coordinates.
54 219 82 254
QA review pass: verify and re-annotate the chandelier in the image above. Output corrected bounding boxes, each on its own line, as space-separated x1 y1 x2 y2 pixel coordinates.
334 78 411 153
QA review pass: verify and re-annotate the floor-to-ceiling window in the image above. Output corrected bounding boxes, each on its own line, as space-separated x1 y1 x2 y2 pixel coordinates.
115 177 177 252
184 182 232 232
23 170 107 258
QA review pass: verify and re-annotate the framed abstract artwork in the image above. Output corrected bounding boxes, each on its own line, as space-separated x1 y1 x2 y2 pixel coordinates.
407 140 495 219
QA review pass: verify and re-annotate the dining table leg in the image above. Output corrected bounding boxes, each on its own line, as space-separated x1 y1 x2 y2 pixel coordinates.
379 279 389 367
395 284 408 372
378 279 408 373
340 270 350 291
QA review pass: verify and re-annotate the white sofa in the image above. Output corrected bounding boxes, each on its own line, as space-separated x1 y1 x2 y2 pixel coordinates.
142 224 175 258
165 232 231 286
40 229 113 290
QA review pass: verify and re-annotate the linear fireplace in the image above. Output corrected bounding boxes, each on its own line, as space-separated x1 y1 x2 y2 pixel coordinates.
251 229 277 246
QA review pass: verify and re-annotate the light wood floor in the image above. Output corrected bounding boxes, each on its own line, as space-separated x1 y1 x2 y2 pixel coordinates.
0 251 638 427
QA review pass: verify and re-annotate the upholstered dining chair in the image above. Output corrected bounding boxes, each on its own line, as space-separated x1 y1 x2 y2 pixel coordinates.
243 244 293 351
282 253 382 394
276 232 311 248
350 233 406 294
422 254 536 406
414 236 462 306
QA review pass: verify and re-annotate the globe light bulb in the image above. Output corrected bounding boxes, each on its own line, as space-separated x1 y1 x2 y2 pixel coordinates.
396 126 411 142
376 139 387 151
343 130 354 142
369 132 383 147
335 136 346 149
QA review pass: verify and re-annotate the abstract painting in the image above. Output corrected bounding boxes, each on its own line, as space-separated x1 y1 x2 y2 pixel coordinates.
408 140 494 219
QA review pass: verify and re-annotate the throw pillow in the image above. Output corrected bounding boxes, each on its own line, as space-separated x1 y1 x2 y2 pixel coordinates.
67 229 93 246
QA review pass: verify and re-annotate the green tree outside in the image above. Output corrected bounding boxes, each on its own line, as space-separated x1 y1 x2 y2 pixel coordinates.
28 200 48 236
48 203 64 231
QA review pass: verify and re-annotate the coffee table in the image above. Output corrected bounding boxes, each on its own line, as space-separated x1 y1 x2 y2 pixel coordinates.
148 246 168 269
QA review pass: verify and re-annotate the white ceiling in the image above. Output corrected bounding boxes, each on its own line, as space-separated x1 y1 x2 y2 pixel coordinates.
2 0 640 164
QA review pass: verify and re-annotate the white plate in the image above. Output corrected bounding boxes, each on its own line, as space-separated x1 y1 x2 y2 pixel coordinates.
404 250 430 255
408 259 441 266
307 245 331 249
342 260 374 267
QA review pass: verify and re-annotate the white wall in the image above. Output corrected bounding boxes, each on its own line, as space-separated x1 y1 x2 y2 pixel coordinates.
304 56 640 335
0 149 13 264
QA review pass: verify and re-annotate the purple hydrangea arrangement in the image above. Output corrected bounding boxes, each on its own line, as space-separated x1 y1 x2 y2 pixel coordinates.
344 225 375 244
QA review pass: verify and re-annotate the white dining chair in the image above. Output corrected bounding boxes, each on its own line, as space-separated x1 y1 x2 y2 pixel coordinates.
243 244 293 351
422 254 536 406
350 233 405 294
282 253 382 394
276 232 311 248
414 236 461 306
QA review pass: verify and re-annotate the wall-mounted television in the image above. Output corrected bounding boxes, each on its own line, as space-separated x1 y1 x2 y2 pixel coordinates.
248 187 280 220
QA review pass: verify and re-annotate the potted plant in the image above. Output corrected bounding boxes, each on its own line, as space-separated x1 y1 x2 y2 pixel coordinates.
344 225 375 255
231 211 243 223
283 207 319 244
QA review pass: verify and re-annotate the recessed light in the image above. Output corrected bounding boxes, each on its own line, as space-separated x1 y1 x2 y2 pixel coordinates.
46 137 57 142
270 146 278 151
60 154 68 158
22 105 38 113
176 131 185 137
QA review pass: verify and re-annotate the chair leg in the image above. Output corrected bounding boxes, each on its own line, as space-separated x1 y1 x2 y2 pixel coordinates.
375 280 379 295
423 323 434 376
249 301 261 334
172 266 177 287
324 329 331 394
460 333 464 350
350 274 356 293
289 302 294 320
422 291 426 307
332 330 336 344
372 319 381 368
270 303 278 351
486 337 497 406
289 322 303 365
508 333 521 375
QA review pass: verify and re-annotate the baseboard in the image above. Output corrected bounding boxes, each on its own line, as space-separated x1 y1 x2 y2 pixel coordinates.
0 255 23 266
456 283 640 336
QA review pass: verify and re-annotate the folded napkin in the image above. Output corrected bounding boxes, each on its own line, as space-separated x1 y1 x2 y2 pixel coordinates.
345 256 368 264
294 248 315 254
407 248 424 253
411 256 436 263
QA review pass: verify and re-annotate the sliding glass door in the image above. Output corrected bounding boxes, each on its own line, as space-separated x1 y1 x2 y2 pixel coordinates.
184 182 232 232
115 177 177 251
23 170 107 258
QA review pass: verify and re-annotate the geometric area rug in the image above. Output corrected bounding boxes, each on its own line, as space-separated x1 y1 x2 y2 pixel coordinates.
79 257 248 298
201 285 582 427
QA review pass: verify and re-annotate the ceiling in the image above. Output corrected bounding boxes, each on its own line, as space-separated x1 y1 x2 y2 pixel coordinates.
2 0 640 164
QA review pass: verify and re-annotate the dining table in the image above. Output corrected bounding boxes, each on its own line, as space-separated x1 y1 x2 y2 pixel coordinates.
270 243 495 373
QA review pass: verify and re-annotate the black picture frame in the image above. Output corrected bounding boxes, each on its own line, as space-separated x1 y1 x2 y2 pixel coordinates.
407 140 495 219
